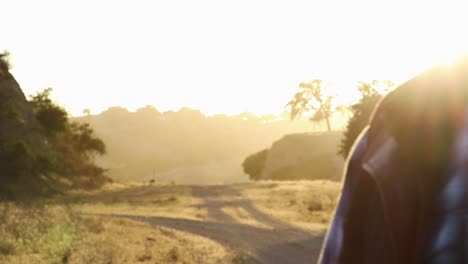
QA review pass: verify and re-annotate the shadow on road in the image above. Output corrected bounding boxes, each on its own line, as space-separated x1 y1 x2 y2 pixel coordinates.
105 185 325 264
114 214 322 264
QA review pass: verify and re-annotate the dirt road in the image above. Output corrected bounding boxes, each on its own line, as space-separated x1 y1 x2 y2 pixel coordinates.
114 185 325 264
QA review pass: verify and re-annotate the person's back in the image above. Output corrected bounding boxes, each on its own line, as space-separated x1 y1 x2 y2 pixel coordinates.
319 56 468 263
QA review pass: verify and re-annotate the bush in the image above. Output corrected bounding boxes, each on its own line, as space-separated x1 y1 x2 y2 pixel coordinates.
0 52 109 195
0 87 109 195
242 149 269 180
0 51 10 74
0 141 37 184
0 203 80 262
29 88 107 181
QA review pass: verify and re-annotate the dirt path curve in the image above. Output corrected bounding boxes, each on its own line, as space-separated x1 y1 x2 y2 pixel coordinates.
115 185 324 264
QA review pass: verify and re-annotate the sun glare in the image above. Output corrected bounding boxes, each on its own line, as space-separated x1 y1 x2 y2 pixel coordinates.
2 1 468 117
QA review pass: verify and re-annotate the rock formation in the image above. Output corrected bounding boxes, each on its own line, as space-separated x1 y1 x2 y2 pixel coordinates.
0 57 49 192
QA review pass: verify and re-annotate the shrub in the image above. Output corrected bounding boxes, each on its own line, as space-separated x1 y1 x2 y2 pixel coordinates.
0 141 37 184
29 88 107 182
242 149 269 180
0 51 11 74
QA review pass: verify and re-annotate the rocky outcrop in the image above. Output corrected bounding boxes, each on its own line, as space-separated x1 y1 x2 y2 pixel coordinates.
261 132 344 181
0 63 50 193
0 56 108 197
0 71 46 153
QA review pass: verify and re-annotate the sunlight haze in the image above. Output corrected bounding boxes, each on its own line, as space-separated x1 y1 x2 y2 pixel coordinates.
1 0 467 116
3 3 468 262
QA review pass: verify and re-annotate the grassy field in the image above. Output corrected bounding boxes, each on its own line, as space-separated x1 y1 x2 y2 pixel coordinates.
232 180 341 230
0 180 342 264
0 203 242 264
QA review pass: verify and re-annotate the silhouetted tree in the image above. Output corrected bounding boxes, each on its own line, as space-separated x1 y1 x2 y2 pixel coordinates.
0 50 11 75
136 105 161 116
69 122 106 157
287 80 335 131
338 80 394 158
30 88 68 136
82 108 91 116
242 149 269 180
30 88 106 178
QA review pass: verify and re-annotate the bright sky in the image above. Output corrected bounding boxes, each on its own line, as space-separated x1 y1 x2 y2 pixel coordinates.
1 0 468 116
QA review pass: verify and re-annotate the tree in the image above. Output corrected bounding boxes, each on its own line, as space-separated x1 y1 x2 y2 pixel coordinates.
0 50 11 74
242 149 269 180
69 122 106 158
30 88 68 136
29 88 106 178
83 108 91 116
287 79 335 131
338 80 394 158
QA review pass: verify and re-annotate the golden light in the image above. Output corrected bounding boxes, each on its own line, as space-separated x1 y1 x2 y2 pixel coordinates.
1 1 468 116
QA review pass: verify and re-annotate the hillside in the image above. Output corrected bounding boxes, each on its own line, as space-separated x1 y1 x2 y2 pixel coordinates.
0 59 50 196
263 132 344 181
0 54 108 198
243 132 344 181
75 107 317 183
0 69 46 152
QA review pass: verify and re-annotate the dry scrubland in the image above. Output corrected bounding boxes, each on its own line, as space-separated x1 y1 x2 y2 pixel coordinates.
232 181 341 230
0 203 241 264
0 180 341 263
73 183 206 221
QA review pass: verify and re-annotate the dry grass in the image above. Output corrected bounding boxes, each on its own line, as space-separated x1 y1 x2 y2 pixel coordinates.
64 181 341 230
0 202 83 264
0 180 341 263
0 202 240 264
233 180 342 231
67 183 206 220
67 218 234 264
